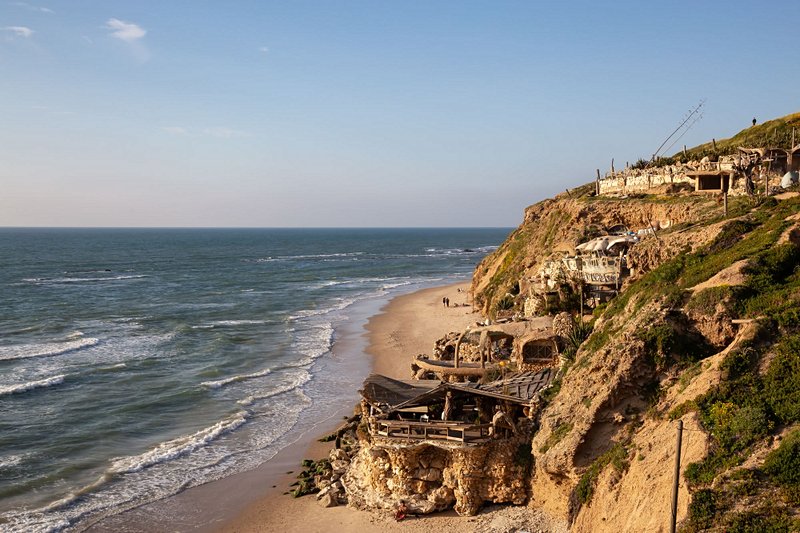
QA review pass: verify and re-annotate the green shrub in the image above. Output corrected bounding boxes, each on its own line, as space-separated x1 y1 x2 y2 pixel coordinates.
763 336 800 424
762 428 800 503
744 244 800 294
687 488 718 530
725 508 794 533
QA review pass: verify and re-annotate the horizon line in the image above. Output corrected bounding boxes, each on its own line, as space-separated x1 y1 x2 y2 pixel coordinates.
0 225 515 230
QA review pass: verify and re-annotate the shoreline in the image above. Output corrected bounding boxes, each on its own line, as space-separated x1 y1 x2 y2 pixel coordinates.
215 281 479 533
86 280 477 532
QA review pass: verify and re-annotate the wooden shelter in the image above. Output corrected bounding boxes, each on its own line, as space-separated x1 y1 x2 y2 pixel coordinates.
361 369 557 444
687 169 734 192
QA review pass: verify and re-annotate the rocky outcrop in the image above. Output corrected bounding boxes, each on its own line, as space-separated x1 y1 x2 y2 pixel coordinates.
343 428 533 516
471 193 720 316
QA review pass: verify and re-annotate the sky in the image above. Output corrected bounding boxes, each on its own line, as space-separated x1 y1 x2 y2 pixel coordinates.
2 1 799 227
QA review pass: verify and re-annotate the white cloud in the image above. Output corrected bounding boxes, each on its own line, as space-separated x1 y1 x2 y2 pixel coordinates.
105 18 146 42
11 2 54 14
202 127 249 139
3 26 34 38
259 46 269 54
162 126 188 136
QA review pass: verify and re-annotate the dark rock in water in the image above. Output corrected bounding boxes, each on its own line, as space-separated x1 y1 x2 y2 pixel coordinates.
463 248 475 252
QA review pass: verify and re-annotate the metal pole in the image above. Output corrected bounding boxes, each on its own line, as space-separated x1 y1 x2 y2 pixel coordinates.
670 419 684 533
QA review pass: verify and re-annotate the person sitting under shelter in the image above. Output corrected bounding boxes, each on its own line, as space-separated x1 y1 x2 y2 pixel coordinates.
490 405 516 438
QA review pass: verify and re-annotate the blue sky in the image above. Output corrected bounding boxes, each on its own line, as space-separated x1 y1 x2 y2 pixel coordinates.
2 1 799 227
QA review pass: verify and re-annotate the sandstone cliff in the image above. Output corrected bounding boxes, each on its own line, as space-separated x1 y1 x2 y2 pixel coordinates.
473 188 800 531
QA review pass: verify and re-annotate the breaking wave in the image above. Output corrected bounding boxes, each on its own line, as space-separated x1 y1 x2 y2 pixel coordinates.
0 337 99 362
23 275 147 284
109 412 249 475
201 368 271 389
0 375 66 397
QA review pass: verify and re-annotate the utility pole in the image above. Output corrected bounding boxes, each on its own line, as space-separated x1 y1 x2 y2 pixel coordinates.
670 419 684 533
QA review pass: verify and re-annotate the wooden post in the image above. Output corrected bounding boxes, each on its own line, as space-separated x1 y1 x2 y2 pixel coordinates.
596 169 601 195
683 145 687 157
670 419 684 533
723 191 728 217
712 138 717 151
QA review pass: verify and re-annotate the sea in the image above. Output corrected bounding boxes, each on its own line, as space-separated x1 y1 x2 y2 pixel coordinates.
0 227 508 532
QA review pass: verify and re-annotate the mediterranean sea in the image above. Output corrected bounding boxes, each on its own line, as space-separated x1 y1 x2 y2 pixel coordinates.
0 228 508 532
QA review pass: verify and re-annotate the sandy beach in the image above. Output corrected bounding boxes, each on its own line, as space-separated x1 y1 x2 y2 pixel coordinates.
216 281 485 533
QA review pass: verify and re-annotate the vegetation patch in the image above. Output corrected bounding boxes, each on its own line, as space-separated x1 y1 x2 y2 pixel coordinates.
539 422 573 454
685 285 738 316
762 428 800 504
684 333 800 487
573 442 629 506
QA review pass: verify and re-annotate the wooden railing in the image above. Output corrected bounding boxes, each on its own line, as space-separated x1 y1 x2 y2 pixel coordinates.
374 420 492 443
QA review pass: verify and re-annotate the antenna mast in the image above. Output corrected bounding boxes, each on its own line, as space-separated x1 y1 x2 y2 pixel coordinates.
650 101 705 164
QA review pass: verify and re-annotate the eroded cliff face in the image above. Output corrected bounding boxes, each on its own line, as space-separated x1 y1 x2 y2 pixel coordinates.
482 191 800 531
343 430 533 516
471 190 719 316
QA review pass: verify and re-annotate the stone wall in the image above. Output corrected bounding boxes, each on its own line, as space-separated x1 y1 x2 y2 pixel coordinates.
598 156 751 196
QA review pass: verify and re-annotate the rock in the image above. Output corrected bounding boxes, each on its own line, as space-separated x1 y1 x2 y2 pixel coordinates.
428 486 455 507
329 448 349 462
408 497 436 514
317 492 338 508
331 459 349 475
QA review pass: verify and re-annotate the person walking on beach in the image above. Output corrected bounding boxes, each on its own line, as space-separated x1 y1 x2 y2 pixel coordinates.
442 296 447 307
445 297 450 307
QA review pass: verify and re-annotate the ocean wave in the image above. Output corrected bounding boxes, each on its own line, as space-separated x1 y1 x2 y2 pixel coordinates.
201 368 271 389
192 319 269 330
0 337 99 362
236 371 311 406
109 412 249 475
287 297 357 320
287 323 334 366
22 274 147 284
0 454 27 470
0 375 66 397
423 245 498 255
251 252 364 263
308 276 411 291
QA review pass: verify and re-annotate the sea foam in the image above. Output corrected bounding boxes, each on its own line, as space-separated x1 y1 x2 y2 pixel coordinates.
0 375 66 397
109 412 248 474
201 368 271 389
0 338 99 361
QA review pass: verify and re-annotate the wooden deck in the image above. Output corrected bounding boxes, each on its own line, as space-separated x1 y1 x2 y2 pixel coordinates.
375 420 492 443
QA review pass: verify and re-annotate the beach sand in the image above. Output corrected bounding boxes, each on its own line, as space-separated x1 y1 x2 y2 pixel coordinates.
216 281 483 533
